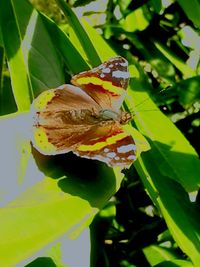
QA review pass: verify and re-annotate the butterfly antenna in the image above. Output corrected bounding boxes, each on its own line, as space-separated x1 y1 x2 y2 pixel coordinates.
126 88 167 116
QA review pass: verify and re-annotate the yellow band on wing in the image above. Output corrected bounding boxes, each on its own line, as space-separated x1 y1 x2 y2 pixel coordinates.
78 132 127 152
76 77 123 95
33 127 56 154
33 90 55 110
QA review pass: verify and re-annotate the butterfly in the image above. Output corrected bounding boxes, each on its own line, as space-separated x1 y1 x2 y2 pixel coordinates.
31 56 137 167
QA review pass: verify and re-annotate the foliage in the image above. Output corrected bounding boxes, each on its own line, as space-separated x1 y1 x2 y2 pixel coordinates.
0 0 200 266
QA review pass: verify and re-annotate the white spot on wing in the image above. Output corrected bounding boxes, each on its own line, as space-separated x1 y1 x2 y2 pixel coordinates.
109 64 114 68
104 148 109 153
112 70 130 79
102 68 111 73
120 61 128 67
127 155 136 160
100 73 105 78
117 144 136 153
115 156 120 160
107 152 116 158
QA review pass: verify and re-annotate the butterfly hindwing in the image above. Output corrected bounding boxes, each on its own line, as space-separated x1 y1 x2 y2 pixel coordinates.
75 123 136 167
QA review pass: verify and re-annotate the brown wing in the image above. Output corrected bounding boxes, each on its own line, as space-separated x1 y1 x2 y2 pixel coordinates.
32 84 100 112
71 56 130 111
31 84 101 155
74 122 137 167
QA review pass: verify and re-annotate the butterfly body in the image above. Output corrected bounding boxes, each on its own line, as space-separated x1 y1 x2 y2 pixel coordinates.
31 56 137 167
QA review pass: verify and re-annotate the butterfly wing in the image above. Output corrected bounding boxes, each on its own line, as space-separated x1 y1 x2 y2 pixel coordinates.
71 56 130 111
32 84 100 112
75 122 136 167
31 84 101 155
31 57 136 167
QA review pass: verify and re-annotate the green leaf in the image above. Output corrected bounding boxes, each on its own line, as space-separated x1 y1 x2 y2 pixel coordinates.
149 0 162 13
135 157 200 266
176 76 200 107
0 111 124 266
0 46 3 89
40 13 89 74
126 35 176 85
143 245 179 266
55 0 101 66
80 20 116 63
0 0 31 110
153 41 196 78
126 59 200 192
176 0 200 28
155 259 194 267
0 0 65 111
120 7 150 32
73 0 97 7
25 229 91 267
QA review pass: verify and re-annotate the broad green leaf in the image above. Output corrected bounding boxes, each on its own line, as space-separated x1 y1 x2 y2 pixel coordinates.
80 20 116 63
0 0 65 111
155 259 194 267
40 13 89 74
25 229 90 267
176 0 200 28
55 0 101 66
127 63 200 262
143 245 179 266
176 76 200 107
135 157 200 266
0 0 31 110
0 70 18 116
11 0 65 95
118 0 132 12
0 111 124 266
149 0 162 13
126 58 200 192
0 46 3 89
0 28 2 46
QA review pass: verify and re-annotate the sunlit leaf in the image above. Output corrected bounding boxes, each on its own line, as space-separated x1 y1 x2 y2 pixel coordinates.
121 8 150 32
177 0 200 28
55 0 101 66
143 245 179 266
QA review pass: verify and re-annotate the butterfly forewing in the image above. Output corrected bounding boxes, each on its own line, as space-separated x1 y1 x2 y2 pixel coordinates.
71 56 130 111
31 84 100 154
